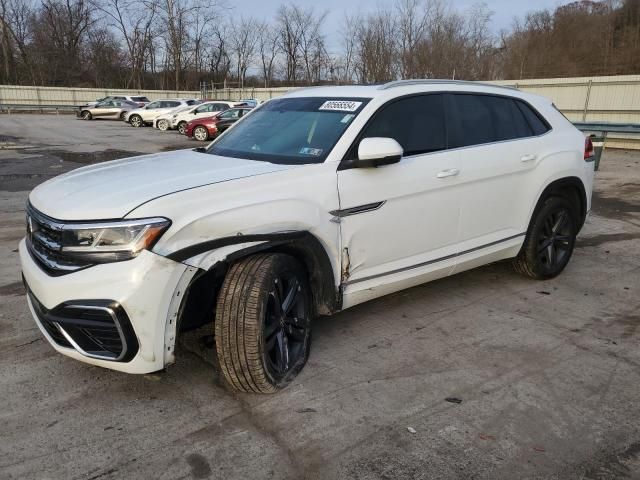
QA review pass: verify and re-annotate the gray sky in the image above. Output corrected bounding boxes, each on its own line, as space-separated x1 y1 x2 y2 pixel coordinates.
231 0 564 54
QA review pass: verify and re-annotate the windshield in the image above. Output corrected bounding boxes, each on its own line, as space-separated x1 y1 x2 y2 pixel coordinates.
207 97 370 164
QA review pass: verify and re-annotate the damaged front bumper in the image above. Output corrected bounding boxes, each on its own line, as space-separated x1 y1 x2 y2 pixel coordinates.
19 239 197 374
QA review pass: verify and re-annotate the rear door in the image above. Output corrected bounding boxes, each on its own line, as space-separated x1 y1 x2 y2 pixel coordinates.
337 94 463 303
216 108 243 132
449 93 551 263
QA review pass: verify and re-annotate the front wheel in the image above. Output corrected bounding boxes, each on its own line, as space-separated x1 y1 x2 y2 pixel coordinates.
129 114 143 127
193 125 209 141
177 121 187 135
215 254 312 393
81 110 92 120
513 196 577 280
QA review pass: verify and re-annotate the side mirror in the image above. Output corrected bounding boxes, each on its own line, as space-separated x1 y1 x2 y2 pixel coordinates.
356 137 403 168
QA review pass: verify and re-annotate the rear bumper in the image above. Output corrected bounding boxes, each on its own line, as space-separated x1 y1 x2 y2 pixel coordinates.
19 239 195 374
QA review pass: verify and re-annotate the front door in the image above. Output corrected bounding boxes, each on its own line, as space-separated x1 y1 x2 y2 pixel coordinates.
336 94 463 307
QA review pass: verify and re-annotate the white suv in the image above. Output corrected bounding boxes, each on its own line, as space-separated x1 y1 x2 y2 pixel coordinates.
124 99 199 127
20 80 595 393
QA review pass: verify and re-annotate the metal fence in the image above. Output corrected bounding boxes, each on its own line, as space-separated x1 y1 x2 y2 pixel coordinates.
2 75 640 148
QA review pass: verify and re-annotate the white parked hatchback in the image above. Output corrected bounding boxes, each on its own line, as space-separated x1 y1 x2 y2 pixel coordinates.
20 80 595 393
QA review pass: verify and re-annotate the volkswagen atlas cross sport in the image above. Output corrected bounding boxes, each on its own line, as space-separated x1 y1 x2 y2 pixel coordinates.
20 80 595 393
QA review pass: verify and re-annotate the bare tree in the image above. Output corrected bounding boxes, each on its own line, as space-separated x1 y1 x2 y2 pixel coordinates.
0 0 13 81
338 14 359 83
228 16 258 88
91 0 157 88
276 4 302 84
257 21 279 87
207 23 231 85
396 0 435 78
295 6 327 84
354 8 397 83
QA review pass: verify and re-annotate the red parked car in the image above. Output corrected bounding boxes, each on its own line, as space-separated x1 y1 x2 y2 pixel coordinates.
185 107 253 141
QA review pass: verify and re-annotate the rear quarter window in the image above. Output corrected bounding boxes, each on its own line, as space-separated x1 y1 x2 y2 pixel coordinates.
516 100 550 136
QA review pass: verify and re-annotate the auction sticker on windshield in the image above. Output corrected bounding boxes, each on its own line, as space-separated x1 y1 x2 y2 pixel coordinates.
319 101 363 112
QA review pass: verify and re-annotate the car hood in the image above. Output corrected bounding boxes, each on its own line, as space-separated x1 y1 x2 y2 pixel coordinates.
29 149 300 220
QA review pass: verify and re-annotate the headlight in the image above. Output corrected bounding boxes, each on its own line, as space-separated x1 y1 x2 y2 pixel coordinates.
60 217 171 263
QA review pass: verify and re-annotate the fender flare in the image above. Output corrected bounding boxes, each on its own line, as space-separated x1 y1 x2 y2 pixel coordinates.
170 231 341 333
527 176 588 233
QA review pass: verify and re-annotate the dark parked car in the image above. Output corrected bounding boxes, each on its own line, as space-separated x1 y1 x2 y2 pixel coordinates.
185 107 252 141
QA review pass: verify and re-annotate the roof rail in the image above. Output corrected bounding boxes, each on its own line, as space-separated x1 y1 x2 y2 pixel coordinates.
378 79 518 91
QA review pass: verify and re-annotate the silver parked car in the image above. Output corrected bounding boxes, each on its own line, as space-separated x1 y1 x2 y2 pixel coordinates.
84 95 151 108
77 100 140 121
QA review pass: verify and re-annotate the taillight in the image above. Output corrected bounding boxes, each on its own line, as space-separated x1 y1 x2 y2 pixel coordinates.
584 136 594 160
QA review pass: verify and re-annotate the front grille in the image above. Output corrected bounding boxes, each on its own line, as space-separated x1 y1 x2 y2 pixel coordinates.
26 285 139 362
26 204 92 276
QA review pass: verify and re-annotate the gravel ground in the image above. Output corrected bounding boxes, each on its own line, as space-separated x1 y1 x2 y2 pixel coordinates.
1 115 639 480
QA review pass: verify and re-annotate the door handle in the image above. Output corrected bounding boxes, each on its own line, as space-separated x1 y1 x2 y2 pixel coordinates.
520 154 537 162
436 168 460 178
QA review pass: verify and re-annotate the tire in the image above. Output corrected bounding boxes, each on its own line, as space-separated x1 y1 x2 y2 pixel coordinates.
193 125 209 141
119 111 127 121
177 121 187 135
81 110 92 120
215 254 312 393
129 114 143 127
513 196 578 280
157 119 170 131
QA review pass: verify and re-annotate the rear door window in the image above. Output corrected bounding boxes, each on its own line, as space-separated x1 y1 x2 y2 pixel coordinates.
360 94 447 156
451 94 548 148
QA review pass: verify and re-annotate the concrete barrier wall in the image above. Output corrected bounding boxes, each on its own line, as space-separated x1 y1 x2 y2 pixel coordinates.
490 75 640 124
2 76 640 148
0 84 293 105
2 75 640 123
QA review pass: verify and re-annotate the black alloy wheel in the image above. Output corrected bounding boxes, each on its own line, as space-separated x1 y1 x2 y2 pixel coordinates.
514 196 577 279
262 269 310 382
537 207 573 270
215 254 312 393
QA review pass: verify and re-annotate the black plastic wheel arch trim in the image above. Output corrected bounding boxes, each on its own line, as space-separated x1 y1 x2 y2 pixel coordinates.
166 231 308 263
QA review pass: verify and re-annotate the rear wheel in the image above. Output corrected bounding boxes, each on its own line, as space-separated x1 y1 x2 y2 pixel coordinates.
513 196 577 279
177 121 187 135
157 119 170 131
81 110 92 120
129 114 143 127
215 254 312 393
193 125 209 141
